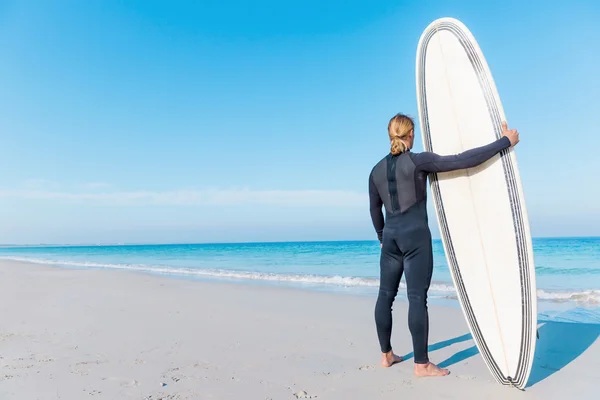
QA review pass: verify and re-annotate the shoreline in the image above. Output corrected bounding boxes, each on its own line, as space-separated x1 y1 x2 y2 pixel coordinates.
1 259 598 399
1 255 598 322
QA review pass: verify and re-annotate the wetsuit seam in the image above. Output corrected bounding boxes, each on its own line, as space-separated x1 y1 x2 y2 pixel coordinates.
368 171 385 242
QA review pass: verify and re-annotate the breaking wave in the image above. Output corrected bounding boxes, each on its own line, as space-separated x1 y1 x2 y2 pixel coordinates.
1 256 598 305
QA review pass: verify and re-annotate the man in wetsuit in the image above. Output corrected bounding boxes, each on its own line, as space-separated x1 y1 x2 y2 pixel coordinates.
368 113 519 377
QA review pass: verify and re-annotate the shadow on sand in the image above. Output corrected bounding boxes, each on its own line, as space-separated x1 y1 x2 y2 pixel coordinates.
400 332 473 362
413 320 600 388
438 344 478 368
526 321 600 387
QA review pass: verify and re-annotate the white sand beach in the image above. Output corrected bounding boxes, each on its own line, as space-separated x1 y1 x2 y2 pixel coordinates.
0 259 598 399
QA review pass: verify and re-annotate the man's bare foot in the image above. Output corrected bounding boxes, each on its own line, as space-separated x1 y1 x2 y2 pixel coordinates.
381 351 403 367
414 362 449 377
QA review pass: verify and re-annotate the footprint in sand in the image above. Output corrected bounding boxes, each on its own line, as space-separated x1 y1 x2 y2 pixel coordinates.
34 356 54 363
144 393 187 400
0 333 16 342
71 359 106 376
294 391 317 399
192 361 219 371
122 379 139 388
6 361 35 370
162 367 186 383
359 365 374 371
103 377 139 387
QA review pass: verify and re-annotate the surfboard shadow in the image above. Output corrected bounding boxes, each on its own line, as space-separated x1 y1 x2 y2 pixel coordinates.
526 321 600 388
400 332 473 361
431 321 599 385
438 344 479 368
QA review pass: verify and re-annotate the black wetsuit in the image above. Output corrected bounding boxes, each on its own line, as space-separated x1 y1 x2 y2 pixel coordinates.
368 136 511 363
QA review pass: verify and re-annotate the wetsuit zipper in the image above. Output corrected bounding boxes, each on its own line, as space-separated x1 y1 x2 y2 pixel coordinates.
387 154 400 213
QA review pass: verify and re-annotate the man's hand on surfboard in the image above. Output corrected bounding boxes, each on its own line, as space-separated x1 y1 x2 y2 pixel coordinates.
501 121 519 147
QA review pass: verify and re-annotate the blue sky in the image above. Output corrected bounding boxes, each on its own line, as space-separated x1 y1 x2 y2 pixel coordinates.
0 0 599 244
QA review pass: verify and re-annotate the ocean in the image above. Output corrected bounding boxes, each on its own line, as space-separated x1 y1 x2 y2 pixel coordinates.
1 237 598 324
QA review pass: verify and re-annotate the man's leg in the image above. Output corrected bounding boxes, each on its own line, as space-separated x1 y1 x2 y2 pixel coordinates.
374 233 404 366
403 232 448 376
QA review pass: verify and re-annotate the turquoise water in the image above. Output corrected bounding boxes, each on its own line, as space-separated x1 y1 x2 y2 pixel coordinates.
0 238 598 323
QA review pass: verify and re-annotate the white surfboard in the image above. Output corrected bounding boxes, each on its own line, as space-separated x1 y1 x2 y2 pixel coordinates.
415 17 537 389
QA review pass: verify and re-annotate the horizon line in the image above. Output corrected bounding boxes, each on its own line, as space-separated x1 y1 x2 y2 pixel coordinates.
1 235 598 249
